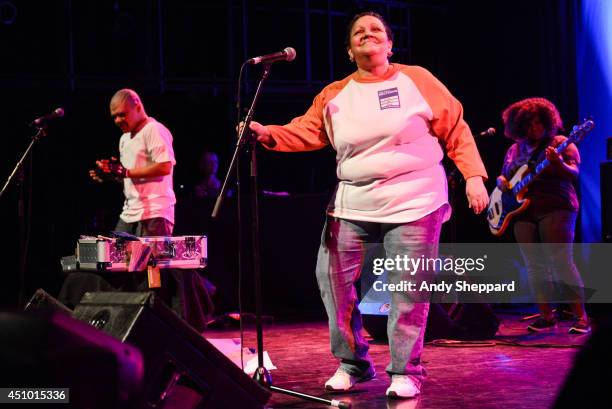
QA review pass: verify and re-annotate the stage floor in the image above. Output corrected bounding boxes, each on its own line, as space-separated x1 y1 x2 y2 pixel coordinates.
205 313 590 409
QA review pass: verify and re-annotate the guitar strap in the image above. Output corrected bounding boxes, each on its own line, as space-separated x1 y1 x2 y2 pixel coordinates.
527 137 553 171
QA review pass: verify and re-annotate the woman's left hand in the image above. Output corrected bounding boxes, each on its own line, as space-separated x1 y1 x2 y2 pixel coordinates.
465 176 489 214
545 146 563 165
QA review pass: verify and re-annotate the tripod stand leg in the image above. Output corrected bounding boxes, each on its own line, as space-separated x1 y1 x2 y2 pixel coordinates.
254 366 351 408
520 308 558 321
269 385 352 409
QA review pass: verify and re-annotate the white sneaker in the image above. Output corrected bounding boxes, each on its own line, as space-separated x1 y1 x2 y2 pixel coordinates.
386 375 420 399
324 367 375 392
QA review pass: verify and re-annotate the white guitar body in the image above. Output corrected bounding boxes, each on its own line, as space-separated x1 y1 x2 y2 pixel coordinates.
487 164 531 236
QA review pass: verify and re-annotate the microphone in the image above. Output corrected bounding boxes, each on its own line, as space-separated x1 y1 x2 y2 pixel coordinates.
474 127 496 138
247 47 296 65
30 107 65 127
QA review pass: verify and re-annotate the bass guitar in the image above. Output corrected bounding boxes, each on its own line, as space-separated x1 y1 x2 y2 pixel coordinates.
487 119 594 236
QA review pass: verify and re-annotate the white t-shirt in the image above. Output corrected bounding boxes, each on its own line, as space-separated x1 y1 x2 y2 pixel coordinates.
118 118 176 224
267 64 488 224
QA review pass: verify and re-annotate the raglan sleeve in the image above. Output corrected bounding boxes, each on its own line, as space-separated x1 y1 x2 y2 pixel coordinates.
404 66 488 181
262 89 330 152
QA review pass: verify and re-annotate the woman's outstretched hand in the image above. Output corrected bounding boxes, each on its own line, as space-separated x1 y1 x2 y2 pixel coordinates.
238 121 274 146
466 176 489 214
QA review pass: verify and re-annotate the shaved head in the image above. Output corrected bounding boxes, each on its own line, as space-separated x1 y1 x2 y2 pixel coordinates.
110 88 141 108
110 88 148 134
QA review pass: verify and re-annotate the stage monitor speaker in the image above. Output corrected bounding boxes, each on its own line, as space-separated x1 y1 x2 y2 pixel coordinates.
24 288 73 315
359 300 499 342
359 273 499 341
72 291 270 409
601 161 612 242
0 310 143 408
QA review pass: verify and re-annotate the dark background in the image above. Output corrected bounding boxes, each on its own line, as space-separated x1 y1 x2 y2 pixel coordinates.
0 0 580 316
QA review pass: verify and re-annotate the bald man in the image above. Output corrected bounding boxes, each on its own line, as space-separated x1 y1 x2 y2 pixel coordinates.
60 91 215 330
90 89 176 236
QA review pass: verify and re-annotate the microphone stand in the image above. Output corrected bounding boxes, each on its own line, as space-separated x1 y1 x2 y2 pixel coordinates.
0 126 46 199
212 64 351 409
446 167 462 244
1 125 47 307
445 128 492 243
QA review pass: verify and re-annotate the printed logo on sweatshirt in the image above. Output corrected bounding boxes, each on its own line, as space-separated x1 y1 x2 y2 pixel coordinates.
378 87 400 110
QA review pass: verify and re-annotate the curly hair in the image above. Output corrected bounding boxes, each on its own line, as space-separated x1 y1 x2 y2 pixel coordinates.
502 97 563 141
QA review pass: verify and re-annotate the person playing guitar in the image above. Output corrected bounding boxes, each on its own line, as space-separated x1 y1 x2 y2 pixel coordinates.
495 97 590 334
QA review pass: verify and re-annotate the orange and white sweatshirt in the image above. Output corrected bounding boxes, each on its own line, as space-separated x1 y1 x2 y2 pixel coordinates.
264 63 488 224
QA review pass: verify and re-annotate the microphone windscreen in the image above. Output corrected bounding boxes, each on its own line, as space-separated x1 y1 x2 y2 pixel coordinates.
284 47 297 61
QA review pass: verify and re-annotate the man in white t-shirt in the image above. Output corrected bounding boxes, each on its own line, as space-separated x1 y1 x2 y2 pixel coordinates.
90 88 176 236
64 90 213 330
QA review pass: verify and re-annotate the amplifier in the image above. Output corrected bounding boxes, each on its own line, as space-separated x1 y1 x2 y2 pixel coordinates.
73 235 207 272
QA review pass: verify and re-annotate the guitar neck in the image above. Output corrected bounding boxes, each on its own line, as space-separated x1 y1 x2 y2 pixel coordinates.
508 119 593 197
